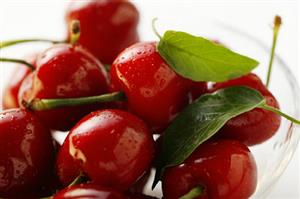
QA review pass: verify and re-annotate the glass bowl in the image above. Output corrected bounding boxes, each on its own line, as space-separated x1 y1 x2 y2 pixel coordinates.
135 4 300 199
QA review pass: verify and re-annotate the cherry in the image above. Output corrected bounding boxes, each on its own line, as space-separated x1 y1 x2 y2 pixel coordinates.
61 109 154 190
132 172 151 191
129 136 164 195
66 0 139 64
2 55 36 109
189 81 209 101
26 170 62 199
110 42 192 133
211 73 281 145
19 43 110 131
126 193 158 199
0 109 55 197
56 136 81 186
53 184 126 199
53 183 158 199
162 140 257 199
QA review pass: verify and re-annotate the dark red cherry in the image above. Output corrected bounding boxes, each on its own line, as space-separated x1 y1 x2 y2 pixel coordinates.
0 109 55 197
19 44 109 131
66 0 139 64
3 55 36 109
56 136 81 186
53 183 157 199
53 184 125 199
189 81 209 101
110 42 192 133
13 141 62 199
162 140 257 199
63 109 154 190
126 193 158 199
211 73 281 145
128 171 151 195
29 169 62 199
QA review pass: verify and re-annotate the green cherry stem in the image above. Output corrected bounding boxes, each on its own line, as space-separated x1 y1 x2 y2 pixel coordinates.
104 64 111 72
152 18 162 40
266 15 282 88
68 173 87 187
0 57 35 71
39 196 52 199
69 20 81 45
0 20 80 50
23 92 126 111
179 186 205 199
38 173 87 199
0 38 63 49
259 103 300 125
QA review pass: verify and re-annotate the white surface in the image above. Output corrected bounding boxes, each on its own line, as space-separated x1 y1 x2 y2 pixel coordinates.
0 0 299 198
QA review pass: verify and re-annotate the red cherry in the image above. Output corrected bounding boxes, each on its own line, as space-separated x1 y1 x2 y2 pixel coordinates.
126 193 158 199
66 0 139 64
211 73 281 145
63 109 154 190
128 171 151 195
2 55 36 109
31 170 62 198
13 141 62 199
19 44 109 131
110 42 192 133
189 81 209 101
162 140 257 199
0 109 55 197
56 137 81 186
53 184 125 199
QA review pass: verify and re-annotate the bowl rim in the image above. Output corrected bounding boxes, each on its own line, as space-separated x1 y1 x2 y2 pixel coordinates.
215 21 300 198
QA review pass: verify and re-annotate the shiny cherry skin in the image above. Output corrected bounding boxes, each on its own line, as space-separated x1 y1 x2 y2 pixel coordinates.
189 81 209 101
19 44 109 131
126 193 158 199
53 183 157 199
110 42 192 133
56 136 81 186
63 109 154 190
162 140 257 199
211 73 281 146
0 109 55 197
53 184 125 199
128 171 151 195
66 0 139 64
3 55 36 109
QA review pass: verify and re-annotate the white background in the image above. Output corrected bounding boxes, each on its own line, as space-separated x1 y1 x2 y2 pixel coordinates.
0 0 299 198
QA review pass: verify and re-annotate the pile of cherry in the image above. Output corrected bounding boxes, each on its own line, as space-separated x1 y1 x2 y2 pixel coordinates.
1 1 299 199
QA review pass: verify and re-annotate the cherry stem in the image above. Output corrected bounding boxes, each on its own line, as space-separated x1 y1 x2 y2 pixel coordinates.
152 18 162 40
70 20 81 45
23 92 126 111
0 20 80 50
0 39 63 49
38 174 87 199
259 103 300 125
179 186 205 199
39 196 51 199
104 64 111 72
68 173 87 187
266 15 282 88
0 57 35 71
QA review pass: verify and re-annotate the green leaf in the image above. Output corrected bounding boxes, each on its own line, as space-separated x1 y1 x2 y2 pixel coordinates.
153 86 265 188
157 31 259 82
